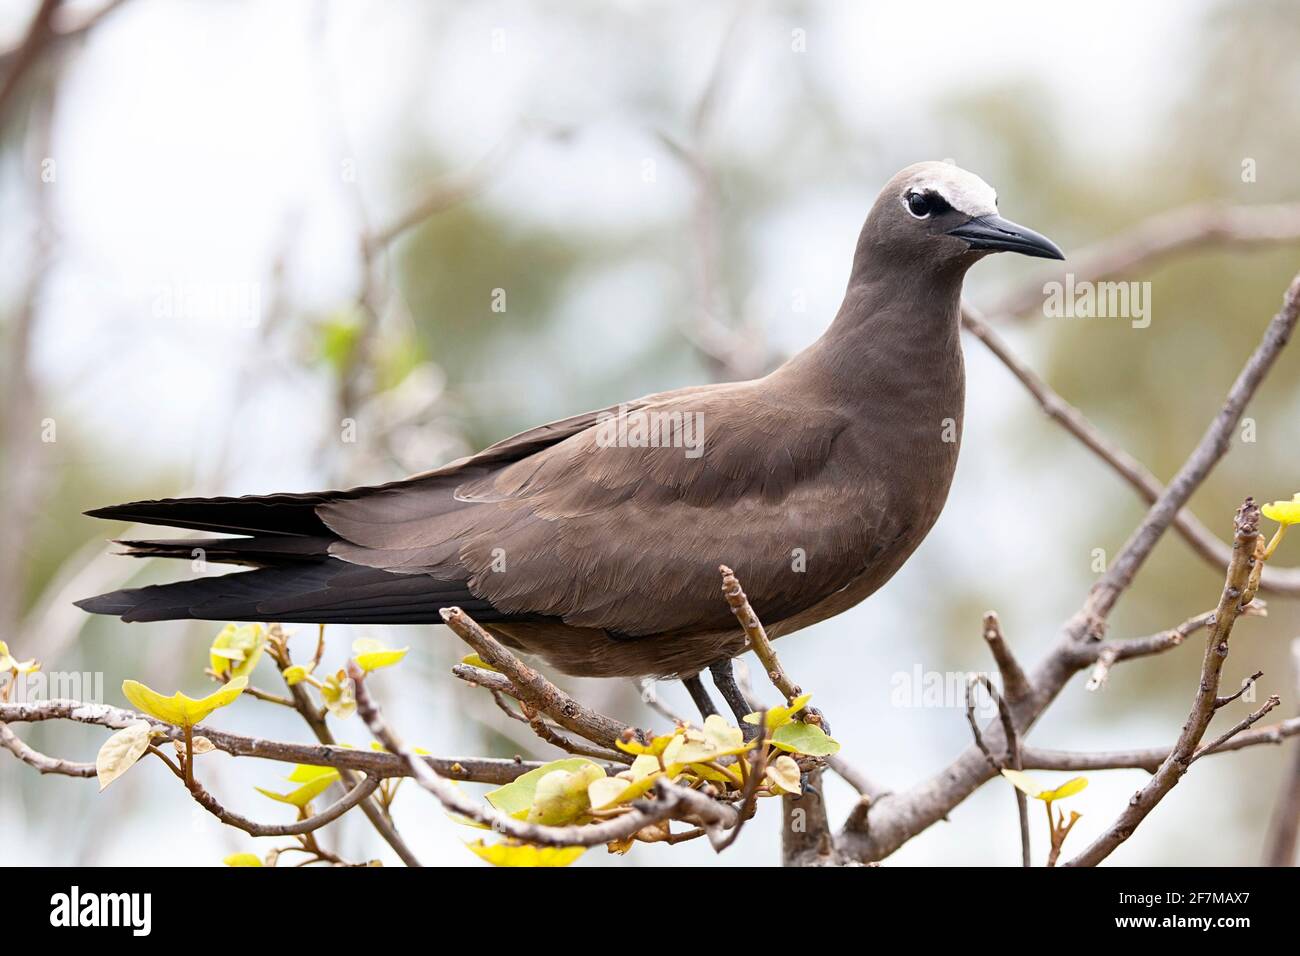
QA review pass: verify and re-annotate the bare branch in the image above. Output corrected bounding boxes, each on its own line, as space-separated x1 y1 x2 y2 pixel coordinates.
0 718 93 776
781 767 849 866
963 675 1030 867
1263 639 1300 866
1193 695 1281 764
0 0 59 121
720 565 801 706
186 774 380 838
962 303 1300 596
1065 500 1261 866
440 607 632 749
839 274 1299 863
0 698 612 784
1021 716 1300 772
981 611 1034 708
0 0 128 76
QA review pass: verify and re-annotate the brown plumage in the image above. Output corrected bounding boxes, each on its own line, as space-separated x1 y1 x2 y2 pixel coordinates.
78 162 1062 681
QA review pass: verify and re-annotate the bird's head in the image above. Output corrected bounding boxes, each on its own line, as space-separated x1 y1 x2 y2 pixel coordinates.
869 161 1064 267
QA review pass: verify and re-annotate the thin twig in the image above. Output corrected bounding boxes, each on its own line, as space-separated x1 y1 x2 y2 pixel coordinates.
719 566 803 707
963 299 1300 596
1019 716 1300 772
981 612 1033 707
186 775 380 838
1192 695 1281 764
964 674 1030 867
1065 500 1262 866
441 607 632 748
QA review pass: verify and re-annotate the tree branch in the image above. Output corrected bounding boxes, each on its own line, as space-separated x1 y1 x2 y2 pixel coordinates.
440 606 633 749
1064 500 1261 866
838 274 1300 863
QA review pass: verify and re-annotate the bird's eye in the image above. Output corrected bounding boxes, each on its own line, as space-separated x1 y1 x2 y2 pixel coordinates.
906 191 933 218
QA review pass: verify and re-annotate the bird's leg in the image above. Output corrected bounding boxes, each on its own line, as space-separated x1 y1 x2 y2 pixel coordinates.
682 673 719 721
709 658 758 738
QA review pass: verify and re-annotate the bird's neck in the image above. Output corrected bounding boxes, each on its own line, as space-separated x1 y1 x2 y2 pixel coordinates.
780 259 970 401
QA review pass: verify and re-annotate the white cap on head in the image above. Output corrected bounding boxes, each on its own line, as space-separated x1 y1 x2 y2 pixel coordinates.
904 162 999 218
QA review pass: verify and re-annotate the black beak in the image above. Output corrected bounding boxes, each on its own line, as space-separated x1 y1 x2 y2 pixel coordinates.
946 214 1064 260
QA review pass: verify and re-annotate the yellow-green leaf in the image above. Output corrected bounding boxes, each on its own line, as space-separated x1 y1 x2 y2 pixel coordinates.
223 853 264 867
352 637 408 672
95 721 153 792
669 728 719 765
121 676 248 727
485 758 602 817
616 729 682 757
765 754 802 794
209 624 266 680
1000 768 1042 797
257 768 340 808
319 672 356 719
0 640 38 673
465 840 584 867
743 693 813 731
286 763 340 785
587 775 633 810
460 653 498 672
703 714 745 751
1001 769 1088 802
1262 494 1300 526
771 720 841 756
1038 776 1088 802
527 763 605 825
588 761 664 810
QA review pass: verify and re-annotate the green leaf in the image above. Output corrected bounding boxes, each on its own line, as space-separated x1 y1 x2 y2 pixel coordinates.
771 720 841 756
95 722 154 791
464 840 584 868
316 310 364 375
485 758 602 817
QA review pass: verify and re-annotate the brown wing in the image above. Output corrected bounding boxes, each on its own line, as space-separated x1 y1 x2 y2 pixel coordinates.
321 382 894 636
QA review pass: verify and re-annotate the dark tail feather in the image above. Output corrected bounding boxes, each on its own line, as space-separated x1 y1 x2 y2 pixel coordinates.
75 559 504 625
114 535 334 568
85 491 342 537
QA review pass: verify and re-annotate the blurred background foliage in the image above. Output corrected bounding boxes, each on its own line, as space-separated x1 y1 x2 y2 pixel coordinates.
1 0 1298 865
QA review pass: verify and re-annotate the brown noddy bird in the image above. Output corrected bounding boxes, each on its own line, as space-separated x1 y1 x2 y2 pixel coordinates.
78 161 1062 721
